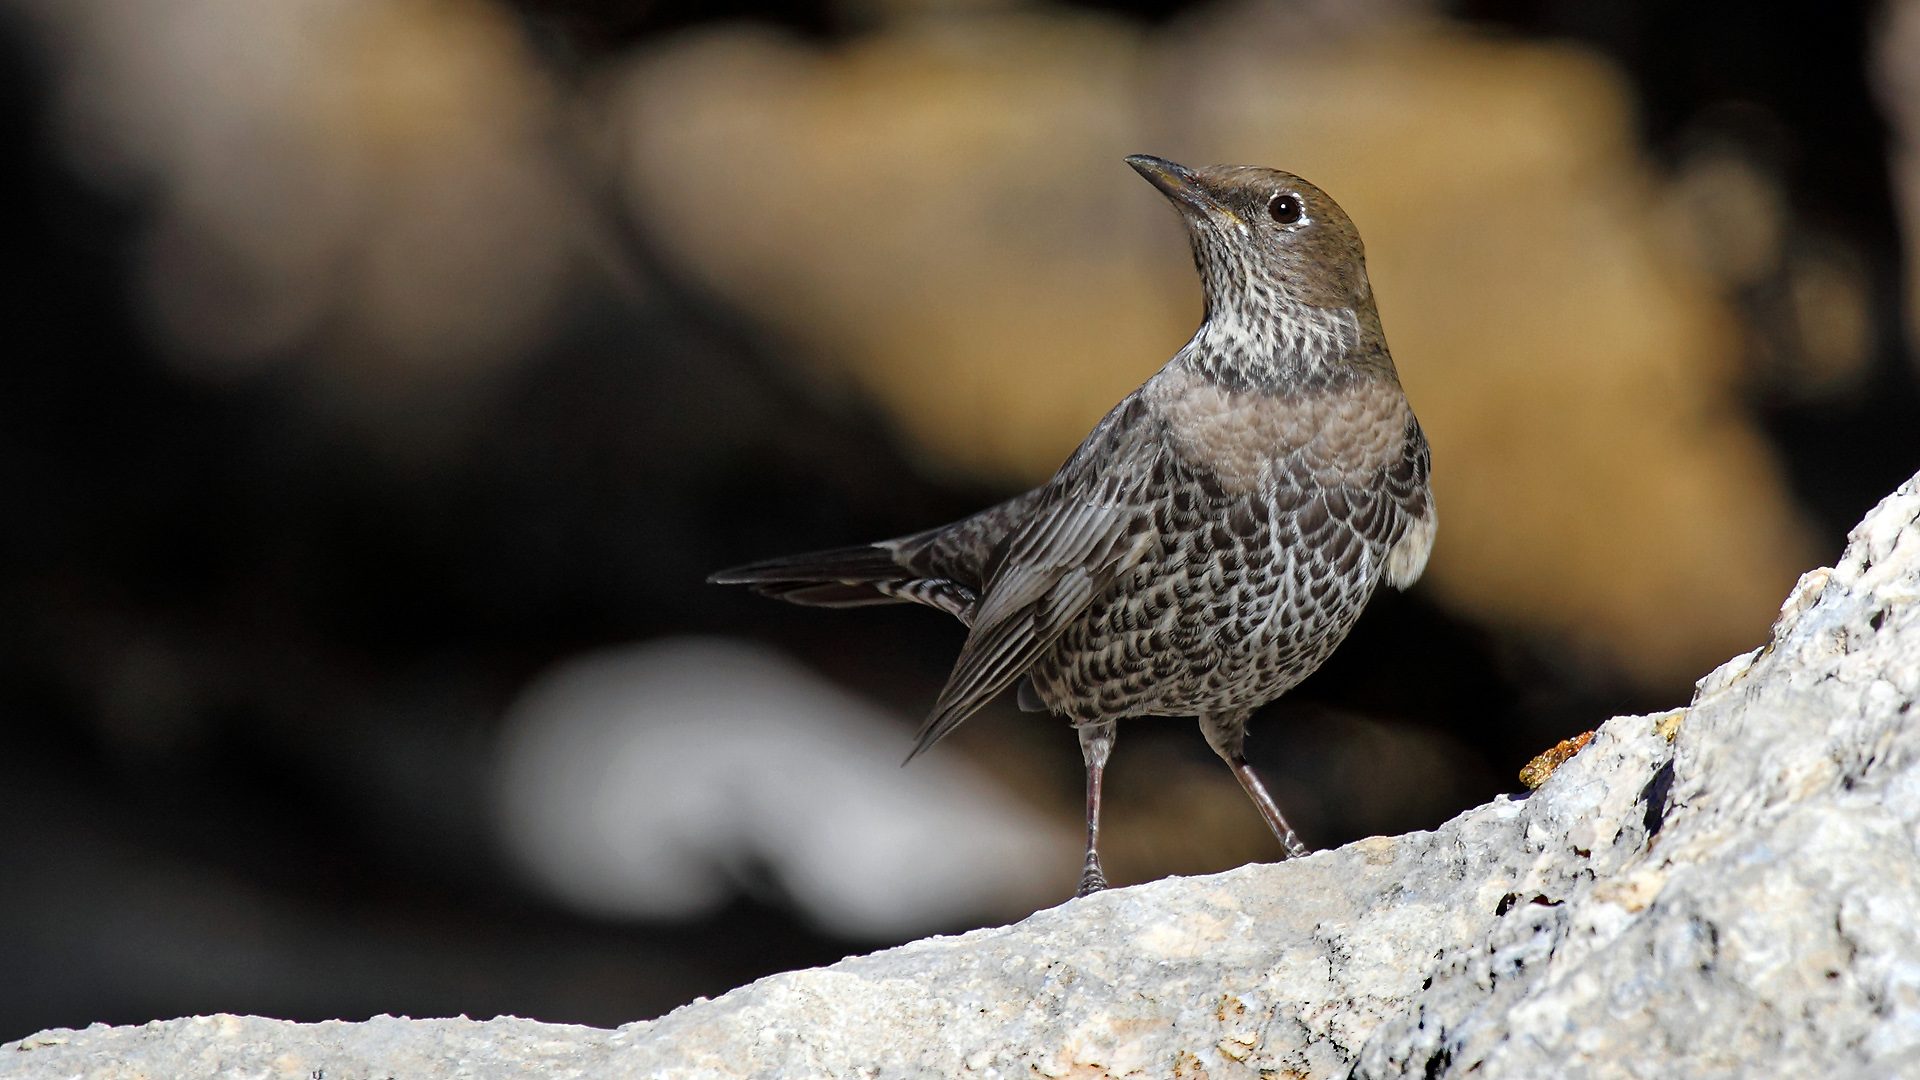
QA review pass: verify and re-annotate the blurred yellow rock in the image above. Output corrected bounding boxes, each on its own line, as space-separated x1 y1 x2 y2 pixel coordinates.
1875 0 1920 375
608 2 1817 691
611 11 1179 479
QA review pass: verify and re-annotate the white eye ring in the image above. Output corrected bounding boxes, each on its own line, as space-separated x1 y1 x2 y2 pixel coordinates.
1268 193 1303 225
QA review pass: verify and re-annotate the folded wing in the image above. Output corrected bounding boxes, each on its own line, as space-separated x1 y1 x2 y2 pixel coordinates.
907 398 1163 760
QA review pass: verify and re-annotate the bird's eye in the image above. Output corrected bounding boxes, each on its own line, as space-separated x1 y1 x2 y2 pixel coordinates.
1268 194 1302 225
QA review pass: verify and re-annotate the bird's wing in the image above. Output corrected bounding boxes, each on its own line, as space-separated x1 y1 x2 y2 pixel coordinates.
1378 414 1435 588
907 398 1162 760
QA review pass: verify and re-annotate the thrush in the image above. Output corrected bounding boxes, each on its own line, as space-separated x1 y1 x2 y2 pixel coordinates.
711 156 1435 897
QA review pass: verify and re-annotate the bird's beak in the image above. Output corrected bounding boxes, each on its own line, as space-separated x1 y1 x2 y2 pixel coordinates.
1126 155 1237 224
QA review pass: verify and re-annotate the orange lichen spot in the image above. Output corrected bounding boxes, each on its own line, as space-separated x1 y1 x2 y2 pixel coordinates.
1519 730 1595 789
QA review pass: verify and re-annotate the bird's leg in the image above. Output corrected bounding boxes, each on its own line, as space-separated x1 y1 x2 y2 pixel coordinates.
1201 712 1311 860
1229 756 1310 859
1075 720 1117 896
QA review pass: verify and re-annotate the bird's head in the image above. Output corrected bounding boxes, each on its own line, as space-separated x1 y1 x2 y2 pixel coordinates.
1126 155 1373 323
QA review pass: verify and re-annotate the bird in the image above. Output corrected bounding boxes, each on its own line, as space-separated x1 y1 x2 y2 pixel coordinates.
710 155 1435 898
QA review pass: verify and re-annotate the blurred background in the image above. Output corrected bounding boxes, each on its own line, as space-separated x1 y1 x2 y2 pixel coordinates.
3 0 1920 1040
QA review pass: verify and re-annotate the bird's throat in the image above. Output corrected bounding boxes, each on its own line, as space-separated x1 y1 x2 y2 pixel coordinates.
1182 297 1364 394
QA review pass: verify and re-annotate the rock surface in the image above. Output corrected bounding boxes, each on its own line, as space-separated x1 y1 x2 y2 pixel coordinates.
10 471 1920 1078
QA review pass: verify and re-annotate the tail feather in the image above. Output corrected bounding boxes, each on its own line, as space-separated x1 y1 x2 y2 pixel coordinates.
748 580 906 608
708 543 905 586
711 540 986 624
712 542 928 611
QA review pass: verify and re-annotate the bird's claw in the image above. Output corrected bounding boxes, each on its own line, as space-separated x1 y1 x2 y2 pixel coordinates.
1076 858 1108 897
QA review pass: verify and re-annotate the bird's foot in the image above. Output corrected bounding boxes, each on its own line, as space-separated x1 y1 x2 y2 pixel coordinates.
1076 857 1108 897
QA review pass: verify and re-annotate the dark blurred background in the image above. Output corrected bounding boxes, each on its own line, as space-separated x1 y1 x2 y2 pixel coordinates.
5 0 1920 1041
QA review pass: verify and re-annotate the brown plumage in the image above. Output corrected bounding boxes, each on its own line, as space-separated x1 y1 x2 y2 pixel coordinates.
711 156 1435 896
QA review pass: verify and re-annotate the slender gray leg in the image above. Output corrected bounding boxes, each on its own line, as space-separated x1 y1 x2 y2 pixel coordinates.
1075 720 1117 896
1200 712 1310 860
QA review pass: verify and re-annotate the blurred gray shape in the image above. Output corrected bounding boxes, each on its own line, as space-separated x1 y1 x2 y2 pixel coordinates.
493 637 1073 939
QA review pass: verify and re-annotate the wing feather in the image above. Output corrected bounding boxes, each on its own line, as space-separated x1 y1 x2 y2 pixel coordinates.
906 398 1162 759
1380 415 1435 588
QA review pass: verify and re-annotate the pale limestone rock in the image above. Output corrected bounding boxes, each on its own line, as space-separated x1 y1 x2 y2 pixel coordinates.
10 474 1920 1077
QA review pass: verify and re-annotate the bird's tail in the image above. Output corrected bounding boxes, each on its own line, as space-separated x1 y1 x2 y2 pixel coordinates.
707 544 913 608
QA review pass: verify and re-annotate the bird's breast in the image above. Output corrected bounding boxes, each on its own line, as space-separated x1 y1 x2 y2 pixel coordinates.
1157 367 1410 496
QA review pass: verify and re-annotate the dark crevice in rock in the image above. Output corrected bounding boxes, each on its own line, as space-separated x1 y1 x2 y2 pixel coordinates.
1641 759 1676 838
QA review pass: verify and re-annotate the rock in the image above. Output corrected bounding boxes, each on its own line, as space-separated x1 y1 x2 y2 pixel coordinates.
10 471 1920 1077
